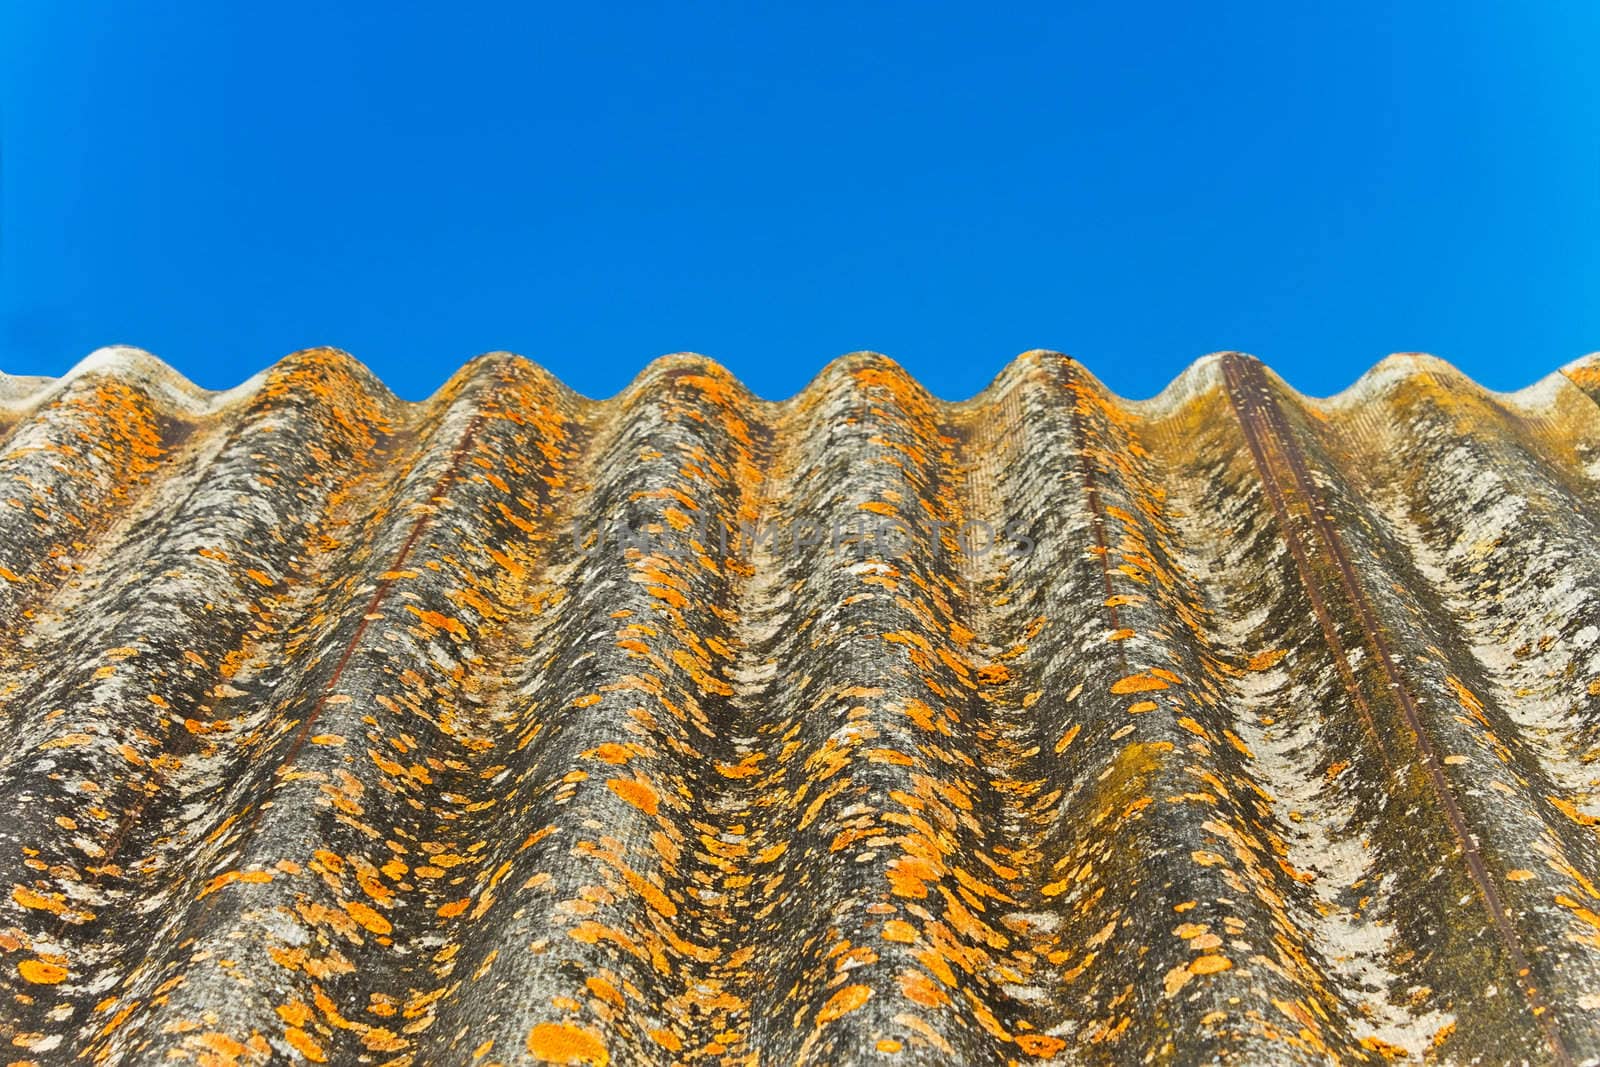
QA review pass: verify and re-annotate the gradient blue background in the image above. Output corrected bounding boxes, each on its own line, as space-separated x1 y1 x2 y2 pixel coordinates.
3 3 1596 401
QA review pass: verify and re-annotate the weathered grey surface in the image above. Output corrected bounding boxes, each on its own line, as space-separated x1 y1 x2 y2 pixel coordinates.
1 346 1599 1065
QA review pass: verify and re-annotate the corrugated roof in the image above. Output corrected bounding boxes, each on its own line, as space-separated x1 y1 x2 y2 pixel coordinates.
2 347 1600 1065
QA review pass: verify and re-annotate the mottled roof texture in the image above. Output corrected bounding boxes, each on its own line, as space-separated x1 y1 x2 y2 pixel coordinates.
2 347 1600 1066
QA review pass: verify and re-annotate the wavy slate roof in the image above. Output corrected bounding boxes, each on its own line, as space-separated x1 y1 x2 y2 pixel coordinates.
2 347 1600 1066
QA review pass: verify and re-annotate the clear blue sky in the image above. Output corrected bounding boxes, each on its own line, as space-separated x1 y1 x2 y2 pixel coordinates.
3 3 1596 401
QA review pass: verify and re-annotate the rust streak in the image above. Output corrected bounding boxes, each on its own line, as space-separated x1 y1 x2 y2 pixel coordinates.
1219 360 1392 773
270 414 487 788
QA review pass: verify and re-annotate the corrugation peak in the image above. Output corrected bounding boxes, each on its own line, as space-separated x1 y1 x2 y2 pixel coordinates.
1 349 1600 1066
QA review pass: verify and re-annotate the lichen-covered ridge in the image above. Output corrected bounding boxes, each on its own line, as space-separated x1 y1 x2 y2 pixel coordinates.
1 346 1599 1065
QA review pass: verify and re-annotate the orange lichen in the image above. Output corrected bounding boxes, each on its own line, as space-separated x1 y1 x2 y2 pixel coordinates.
1188 955 1232 975
342 899 392 935
18 959 66 984
607 777 660 816
1247 648 1288 670
437 897 473 918
817 984 873 1024
12 886 65 914
197 869 273 898
525 1021 609 1065
1110 672 1168 694
407 606 469 638
588 743 631 765
1016 1033 1067 1057
285 1027 328 1062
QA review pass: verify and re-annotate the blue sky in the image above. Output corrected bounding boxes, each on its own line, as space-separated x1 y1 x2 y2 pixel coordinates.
3 3 1596 401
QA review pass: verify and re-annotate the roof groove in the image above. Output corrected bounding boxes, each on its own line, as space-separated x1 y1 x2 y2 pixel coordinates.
1039 356 1318 1057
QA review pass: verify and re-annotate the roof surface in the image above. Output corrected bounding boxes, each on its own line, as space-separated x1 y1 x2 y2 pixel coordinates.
2 348 1600 1065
